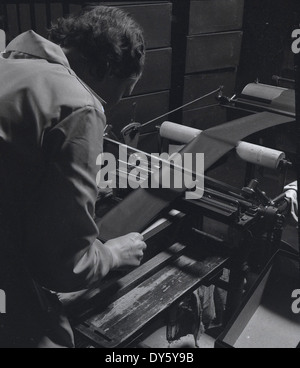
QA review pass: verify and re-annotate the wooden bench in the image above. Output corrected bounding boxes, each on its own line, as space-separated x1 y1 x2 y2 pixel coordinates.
60 217 230 348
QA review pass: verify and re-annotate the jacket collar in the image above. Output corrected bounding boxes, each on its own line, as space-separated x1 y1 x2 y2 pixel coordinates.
5 31 107 106
6 30 70 68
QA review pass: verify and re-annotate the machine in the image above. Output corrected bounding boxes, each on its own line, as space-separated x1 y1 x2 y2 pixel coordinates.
60 83 296 348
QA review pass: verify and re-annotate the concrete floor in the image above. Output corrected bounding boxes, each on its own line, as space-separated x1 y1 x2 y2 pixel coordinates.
142 327 215 349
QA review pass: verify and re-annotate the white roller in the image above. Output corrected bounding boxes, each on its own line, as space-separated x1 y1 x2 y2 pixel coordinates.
160 121 285 170
160 121 202 144
241 83 287 101
236 142 285 170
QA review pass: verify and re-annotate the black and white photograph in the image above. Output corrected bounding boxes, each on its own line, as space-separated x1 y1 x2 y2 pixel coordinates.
0 0 299 351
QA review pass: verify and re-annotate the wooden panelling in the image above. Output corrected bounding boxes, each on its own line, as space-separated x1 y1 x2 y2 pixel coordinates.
126 48 172 97
34 3 48 38
183 70 237 109
186 31 243 74
171 0 243 128
119 2 172 49
69 3 83 15
50 3 64 23
189 0 245 35
3 1 172 48
0 3 7 30
6 4 18 39
18 3 31 33
87 1 172 49
2 1 173 140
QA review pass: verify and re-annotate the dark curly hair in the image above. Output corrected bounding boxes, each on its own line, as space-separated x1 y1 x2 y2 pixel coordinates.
49 5 145 81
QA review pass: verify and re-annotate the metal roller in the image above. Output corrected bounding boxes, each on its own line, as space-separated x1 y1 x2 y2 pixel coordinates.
160 121 285 170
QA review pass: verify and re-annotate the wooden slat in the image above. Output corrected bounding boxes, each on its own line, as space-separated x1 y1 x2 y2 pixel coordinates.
61 242 186 317
189 0 245 35
120 2 172 49
69 3 82 16
183 70 237 109
19 3 32 33
35 3 48 37
50 3 64 23
86 2 172 49
186 31 243 74
45 0 52 29
0 3 8 31
6 4 19 40
62 1 70 17
76 254 228 347
29 1 36 31
126 48 172 97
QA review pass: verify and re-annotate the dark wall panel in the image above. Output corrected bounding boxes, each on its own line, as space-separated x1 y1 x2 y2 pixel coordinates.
88 1 172 49
189 0 244 35
237 0 300 91
183 70 237 109
127 48 172 97
186 31 243 74
1 1 173 140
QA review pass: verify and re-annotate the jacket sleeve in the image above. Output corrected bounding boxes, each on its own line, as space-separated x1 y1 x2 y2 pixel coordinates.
24 106 115 293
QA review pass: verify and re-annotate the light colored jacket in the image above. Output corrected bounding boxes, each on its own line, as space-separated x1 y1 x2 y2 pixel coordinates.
0 31 115 294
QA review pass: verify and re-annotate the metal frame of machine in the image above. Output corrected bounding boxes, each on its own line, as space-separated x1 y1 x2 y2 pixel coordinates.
62 82 296 347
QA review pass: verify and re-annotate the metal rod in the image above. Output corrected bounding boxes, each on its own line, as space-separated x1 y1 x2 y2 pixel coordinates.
141 87 222 128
